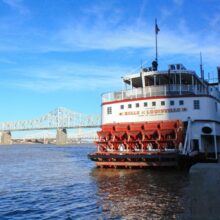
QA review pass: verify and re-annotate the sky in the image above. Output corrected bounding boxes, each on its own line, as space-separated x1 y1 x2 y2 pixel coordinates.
0 0 220 122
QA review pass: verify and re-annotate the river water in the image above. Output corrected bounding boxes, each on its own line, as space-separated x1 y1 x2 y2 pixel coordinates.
0 144 191 219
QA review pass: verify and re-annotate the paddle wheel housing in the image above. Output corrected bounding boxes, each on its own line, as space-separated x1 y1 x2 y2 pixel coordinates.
97 120 183 152
91 120 184 168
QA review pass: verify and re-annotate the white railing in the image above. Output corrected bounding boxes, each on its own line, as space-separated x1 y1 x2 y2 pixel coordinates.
209 87 220 101
102 84 211 103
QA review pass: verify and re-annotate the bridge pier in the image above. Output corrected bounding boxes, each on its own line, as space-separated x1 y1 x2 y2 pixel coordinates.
1 131 12 145
43 139 48 144
56 128 67 145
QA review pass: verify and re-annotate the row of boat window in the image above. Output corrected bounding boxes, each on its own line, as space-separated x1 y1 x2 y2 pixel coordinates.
120 100 185 110
107 100 202 114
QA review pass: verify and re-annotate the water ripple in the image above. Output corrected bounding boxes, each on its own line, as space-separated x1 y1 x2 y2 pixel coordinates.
0 145 190 219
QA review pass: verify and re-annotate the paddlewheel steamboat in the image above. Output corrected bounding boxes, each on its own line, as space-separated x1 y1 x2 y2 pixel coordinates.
88 23 220 168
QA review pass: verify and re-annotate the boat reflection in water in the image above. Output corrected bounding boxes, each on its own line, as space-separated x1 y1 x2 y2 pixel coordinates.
91 168 190 219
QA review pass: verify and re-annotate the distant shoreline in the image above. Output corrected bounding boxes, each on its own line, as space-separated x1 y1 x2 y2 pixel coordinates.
1 143 96 147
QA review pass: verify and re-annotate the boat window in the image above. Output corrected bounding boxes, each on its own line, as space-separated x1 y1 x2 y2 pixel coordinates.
193 100 200 109
120 105 124 110
128 104 132 108
136 103 140 108
152 101 156 106
107 107 112 114
161 101 165 106
144 102 148 107
170 100 175 106
179 100 184 105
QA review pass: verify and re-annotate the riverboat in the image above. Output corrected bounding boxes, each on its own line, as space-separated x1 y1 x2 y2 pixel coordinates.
88 22 220 168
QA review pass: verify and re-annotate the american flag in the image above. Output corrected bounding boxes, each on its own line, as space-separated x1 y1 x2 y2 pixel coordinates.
155 21 160 35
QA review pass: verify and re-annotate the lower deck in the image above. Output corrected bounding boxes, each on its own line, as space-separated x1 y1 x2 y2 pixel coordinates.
89 119 220 168
88 151 218 169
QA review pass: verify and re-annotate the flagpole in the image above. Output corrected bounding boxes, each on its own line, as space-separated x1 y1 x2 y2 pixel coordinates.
155 19 158 62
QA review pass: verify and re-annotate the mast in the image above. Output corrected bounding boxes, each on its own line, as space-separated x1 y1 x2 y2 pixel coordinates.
155 19 160 62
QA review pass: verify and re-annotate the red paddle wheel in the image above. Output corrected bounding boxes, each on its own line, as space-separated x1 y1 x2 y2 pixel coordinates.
127 123 143 152
158 120 183 150
141 122 160 151
96 124 114 152
91 120 184 168
110 124 129 152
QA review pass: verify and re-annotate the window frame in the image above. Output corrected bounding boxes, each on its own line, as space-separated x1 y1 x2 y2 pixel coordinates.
193 100 200 110
144 102 148 107
107 106 112 114
170 100 175 106
179 100 184 105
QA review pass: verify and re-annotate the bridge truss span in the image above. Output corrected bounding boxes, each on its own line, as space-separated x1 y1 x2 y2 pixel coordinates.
0 107 101 132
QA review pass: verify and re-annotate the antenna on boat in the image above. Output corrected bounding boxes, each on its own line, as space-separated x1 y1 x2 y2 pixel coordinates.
200 52 204 80
217 67 220 91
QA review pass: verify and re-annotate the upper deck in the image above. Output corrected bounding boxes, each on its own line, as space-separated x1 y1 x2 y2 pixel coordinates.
102 64 220 103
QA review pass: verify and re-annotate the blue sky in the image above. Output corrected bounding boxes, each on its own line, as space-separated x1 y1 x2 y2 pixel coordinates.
0 0 220 121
